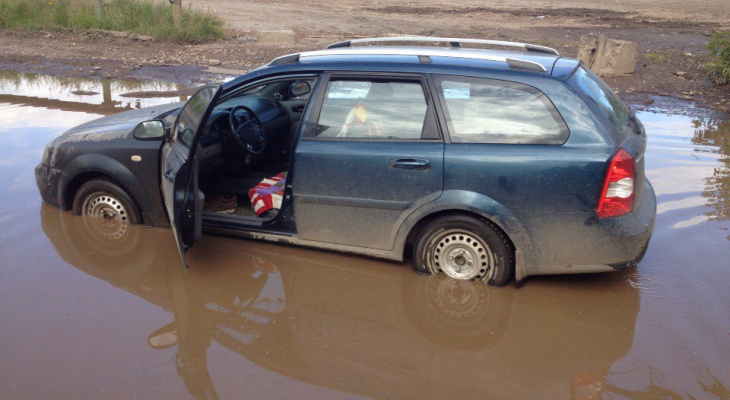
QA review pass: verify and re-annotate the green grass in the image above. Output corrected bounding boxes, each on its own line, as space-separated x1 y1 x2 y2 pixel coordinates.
0 0 225 42
645 52 666 62
707 31 730 85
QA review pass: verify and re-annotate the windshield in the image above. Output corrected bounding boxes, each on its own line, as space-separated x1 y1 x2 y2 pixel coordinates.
174 86 219 156
570 66 630 137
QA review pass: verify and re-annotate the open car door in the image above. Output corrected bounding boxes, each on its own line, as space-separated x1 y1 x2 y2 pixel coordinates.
160 85 221 268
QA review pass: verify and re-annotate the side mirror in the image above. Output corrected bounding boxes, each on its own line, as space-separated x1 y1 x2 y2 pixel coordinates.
134 120 166 140
289 81 312 98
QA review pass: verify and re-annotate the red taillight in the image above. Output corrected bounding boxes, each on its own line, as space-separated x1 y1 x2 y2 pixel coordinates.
597 148 635 218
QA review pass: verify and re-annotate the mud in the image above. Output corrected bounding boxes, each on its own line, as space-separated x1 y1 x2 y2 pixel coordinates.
364 6 635 24
363 6 719 29
1 72 729 399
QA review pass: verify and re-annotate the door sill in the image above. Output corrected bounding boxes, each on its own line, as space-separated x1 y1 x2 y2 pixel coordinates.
202 211 268 226
201 211 295 237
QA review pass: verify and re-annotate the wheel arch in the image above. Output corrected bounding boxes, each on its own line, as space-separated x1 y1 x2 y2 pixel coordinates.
395 190 531 281
58 154 147 222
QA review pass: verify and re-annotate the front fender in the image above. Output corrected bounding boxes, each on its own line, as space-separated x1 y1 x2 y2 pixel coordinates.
58 153 154 221
394 190 532 281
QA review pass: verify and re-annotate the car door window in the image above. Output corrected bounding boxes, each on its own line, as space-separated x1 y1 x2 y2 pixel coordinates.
435 76 569 145
174 86 218 155
311 79 429 140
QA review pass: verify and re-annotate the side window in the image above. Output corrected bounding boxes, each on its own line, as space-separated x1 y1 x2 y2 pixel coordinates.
174 86 218 154
435 76 568 145
569 66 630 133
311 79 428 139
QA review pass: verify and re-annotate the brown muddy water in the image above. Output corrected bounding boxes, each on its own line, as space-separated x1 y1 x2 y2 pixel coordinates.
0 71 729 400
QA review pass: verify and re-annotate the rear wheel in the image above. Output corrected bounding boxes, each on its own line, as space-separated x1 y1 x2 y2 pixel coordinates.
72 179 142 239
413 215 514 286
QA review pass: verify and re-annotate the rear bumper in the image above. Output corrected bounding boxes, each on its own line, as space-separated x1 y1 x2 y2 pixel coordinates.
524 178 656 277
35 163 63 208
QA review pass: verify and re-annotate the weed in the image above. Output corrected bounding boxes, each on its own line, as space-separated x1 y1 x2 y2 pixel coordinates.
0 0 225 43
645 52 666 62
707 31 730 85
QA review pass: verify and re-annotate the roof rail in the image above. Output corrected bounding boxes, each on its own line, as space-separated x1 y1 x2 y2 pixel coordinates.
268 48 548 73
327 36 560 55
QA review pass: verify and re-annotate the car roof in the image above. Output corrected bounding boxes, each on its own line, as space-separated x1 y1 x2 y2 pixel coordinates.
223 37 581 90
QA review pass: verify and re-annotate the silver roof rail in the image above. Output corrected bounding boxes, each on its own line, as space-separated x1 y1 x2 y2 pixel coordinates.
327 36 560 55
269 47 548 73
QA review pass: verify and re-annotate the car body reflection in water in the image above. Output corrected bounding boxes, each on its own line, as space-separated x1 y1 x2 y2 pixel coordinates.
41 203 640 400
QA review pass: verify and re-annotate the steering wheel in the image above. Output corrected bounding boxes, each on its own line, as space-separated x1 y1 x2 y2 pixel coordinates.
228 105 266 155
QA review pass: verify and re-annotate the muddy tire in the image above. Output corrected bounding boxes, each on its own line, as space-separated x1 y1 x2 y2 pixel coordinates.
72 179 142 239
413 215 514 286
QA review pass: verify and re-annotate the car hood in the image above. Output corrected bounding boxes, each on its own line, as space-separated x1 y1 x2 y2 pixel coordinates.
59 102 184 138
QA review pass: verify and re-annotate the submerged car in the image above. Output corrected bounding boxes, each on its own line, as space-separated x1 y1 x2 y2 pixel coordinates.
35 37 656 286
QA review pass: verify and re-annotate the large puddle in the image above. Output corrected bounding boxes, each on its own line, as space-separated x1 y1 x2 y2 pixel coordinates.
1 71 728 399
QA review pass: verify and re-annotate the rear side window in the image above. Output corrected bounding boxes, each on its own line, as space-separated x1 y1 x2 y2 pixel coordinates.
311 79 429 140
569 66 630 135
435 76 568 144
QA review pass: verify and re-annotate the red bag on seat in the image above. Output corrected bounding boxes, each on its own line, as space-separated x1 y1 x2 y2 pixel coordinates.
248 172 287 217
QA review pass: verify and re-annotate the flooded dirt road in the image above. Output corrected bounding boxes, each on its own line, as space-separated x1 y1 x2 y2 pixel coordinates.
1 72 729 399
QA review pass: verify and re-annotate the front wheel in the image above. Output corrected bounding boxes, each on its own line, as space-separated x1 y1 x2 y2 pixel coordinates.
72 179 142 240
413 215 514 286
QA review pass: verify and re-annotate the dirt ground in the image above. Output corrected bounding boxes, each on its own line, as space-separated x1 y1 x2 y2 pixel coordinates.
1 0 729 113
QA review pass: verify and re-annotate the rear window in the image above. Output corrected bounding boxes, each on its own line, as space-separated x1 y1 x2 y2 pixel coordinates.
435 76 568 145
569 66 630 135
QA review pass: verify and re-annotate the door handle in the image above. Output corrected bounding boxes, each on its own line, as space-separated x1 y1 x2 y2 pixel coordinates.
164 169 175 182
390 158 430 171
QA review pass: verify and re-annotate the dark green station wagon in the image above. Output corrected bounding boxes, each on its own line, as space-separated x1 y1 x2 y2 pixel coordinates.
36 37 656 286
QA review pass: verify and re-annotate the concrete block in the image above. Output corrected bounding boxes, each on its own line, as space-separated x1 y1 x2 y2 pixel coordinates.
578 34 638 76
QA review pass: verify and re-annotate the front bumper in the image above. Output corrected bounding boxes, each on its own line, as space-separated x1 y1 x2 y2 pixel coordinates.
35 163 63 208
